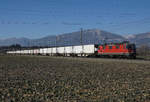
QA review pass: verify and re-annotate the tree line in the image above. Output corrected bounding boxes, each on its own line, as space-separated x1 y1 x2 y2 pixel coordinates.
137 45 150 56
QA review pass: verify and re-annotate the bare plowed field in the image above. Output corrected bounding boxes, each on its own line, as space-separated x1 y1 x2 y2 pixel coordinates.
0 56 150 102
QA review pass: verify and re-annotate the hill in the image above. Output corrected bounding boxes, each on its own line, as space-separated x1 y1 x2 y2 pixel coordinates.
1 29 150 47
0 29 125 47
127 32 150 47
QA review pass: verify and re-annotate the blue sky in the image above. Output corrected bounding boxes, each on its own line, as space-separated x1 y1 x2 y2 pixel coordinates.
0 0 150 39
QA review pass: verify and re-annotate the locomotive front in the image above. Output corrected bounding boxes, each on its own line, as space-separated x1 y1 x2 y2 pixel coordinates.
126 43 136 59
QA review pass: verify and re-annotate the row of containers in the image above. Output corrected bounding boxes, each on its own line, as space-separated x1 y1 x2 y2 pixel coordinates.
7 44 98 56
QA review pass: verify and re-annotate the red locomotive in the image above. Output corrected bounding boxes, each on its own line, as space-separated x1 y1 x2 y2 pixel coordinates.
97 41 136 58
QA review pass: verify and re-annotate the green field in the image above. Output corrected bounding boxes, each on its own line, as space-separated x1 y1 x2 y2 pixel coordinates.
0 56 150 102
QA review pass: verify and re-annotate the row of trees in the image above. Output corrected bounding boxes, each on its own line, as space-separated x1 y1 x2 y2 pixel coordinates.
136 45 150 56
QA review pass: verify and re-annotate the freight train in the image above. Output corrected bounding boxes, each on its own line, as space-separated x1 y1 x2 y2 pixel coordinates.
7 41 136 59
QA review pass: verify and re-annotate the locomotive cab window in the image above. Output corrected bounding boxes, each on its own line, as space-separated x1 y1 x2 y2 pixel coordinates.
126 45 131 49
127 44 135 50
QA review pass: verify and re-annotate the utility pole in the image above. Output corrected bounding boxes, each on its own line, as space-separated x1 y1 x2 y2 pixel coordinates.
47 40 50 55
56 35 58 54
80 28 84 56
28 42 30 54
80 28 83 45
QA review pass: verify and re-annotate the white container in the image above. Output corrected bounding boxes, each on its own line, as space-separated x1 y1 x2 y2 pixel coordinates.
52 48 57 53
30 50 34 54
20 50 24 54
39 48 44 54
33 49 39 54
16 50 21 54
43 48 48 54
47 48 52 54
7 51 11 54
24 50 29 54
13 51 16 54
83 44 95 54
73 45 83 54
65 46 73 54
57 47 65 54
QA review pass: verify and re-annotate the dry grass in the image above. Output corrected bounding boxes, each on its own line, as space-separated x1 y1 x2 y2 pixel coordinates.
0 56 150 102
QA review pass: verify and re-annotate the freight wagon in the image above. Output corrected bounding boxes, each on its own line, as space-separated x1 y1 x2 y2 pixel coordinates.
7 44 98 56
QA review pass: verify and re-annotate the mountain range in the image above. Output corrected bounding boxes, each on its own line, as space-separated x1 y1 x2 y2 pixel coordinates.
0 29 150 47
